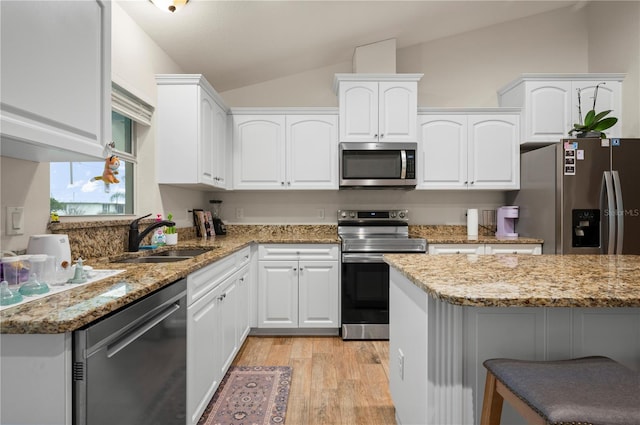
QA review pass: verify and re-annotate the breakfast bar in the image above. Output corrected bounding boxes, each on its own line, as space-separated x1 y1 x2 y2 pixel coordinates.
384 254 640 425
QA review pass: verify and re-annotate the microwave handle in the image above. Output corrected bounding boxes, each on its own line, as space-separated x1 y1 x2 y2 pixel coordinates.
400 150 407 179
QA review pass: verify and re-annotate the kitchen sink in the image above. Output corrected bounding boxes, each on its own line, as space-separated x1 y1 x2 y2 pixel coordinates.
155 248 213 257
113 248 214 264
114 256 193 264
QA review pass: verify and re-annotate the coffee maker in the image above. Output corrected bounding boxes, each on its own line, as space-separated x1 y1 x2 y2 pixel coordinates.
209 200 227 235
496 206 519 238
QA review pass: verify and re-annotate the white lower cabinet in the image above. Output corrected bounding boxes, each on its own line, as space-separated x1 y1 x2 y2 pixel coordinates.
258 244 339 329
186 247 252 425
428 243 541 255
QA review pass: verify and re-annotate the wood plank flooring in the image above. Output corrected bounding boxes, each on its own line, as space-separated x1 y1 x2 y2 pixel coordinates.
232 336 397 425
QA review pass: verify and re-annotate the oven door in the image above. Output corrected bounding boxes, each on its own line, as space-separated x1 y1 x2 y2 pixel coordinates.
341 253 389 340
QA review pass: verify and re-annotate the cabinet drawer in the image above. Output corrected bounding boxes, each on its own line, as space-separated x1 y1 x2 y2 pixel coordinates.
258 244 339 261
236 247 251 268
484 244 542 255
428 244 484 255
187 254 237 305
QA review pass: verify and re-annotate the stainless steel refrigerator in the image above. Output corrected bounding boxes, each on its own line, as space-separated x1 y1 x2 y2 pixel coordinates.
510 138 640 254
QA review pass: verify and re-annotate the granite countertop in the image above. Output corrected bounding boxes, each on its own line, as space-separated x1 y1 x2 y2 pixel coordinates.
0 228 340 334
384 254 640 308
0 225 544 334
409 225 543 244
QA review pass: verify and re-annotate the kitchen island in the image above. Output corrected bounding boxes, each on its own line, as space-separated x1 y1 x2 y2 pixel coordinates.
384 254 640 425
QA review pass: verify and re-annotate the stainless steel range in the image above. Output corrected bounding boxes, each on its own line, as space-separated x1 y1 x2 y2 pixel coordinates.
338 209 427 340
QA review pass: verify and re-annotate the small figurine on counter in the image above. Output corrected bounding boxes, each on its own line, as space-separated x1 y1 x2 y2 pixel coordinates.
91 154 120 193
50 212 60 223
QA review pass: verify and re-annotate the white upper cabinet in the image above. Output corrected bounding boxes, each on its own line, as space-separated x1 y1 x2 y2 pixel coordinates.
233 115 286 189
335 74 422 143
468 114 519 190
156 75 229 189
498 74 623 144
417 111 519 190
287 115 338 189
417 114 468 189
0 0 111 162
233 111 338 190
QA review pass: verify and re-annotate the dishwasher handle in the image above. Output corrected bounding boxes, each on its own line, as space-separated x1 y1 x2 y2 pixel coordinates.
106 302 181 358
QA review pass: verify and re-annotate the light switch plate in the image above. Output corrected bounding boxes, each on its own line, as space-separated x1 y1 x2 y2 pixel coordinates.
6 206 24 235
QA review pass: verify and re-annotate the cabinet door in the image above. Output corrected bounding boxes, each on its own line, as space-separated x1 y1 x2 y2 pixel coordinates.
199 88 216 186
378 81 417 142
218 278 238 375
525 81 572 143
286 115 338 189
298 260 339 328
468 115 519 190
484 244 542 255
258 261 298 327
0 0 110 161
236 266 251 343
572 81 622 138
339 81 379 142
428 244 484 255
233 115 286 189
187 287 220 425
211 101 227 188
417 115 468 189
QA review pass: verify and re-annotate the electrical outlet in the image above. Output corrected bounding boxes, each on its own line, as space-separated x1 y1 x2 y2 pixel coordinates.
317 208 325 219
398 349 405 380
236 208 244 219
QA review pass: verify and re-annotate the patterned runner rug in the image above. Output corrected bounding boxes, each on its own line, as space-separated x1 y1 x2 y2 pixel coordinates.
198 366 291 425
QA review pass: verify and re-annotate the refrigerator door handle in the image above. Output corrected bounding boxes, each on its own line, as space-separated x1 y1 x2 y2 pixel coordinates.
612 170 624 254
601 171 616 255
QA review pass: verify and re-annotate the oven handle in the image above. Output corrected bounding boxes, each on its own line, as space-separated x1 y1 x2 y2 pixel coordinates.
342 253 386 263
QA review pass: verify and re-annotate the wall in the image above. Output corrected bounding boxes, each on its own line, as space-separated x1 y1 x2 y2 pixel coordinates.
111 2 208 228
587 1 640 137
0 158 50 252
398 5 589 107
208 190 506 226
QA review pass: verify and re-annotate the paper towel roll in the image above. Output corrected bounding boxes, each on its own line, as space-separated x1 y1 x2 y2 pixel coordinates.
467 209 479 238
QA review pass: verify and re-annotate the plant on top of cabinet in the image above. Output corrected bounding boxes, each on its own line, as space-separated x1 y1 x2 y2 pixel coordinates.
568 83 618 138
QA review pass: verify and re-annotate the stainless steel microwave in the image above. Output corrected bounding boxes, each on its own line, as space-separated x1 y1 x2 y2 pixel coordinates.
339 142 417 189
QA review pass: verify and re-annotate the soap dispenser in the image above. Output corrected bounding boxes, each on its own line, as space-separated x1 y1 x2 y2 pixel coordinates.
151 214 167 246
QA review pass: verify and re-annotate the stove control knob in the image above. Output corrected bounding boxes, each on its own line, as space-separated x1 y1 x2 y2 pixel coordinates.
399 211 406 218
390 211 396 218
349 211 356 218
340 211 347 218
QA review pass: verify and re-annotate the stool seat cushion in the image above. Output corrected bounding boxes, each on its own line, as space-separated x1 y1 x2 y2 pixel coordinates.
483 356 640 425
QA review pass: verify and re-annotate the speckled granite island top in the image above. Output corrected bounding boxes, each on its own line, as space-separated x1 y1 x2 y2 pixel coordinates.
384 254 640 308
0 229 339 334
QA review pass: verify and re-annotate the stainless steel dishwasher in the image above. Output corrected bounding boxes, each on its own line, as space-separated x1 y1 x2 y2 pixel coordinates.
73 278 187 425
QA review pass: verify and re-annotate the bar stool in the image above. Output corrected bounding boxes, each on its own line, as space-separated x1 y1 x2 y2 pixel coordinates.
480 356 640 425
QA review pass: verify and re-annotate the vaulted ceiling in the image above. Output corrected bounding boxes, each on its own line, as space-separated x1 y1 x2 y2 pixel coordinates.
117 0 577 92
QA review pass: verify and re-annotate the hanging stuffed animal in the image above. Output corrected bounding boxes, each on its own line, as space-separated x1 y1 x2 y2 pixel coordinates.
91 155 120 193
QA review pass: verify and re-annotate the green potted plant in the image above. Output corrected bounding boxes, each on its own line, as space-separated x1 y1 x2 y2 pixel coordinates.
568 82 618 138
165 213 178 245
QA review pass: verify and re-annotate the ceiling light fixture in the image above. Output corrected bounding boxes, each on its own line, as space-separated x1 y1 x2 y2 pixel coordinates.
149 0 189 13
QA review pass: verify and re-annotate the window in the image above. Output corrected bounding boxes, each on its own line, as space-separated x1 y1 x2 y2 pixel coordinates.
50 84 153 217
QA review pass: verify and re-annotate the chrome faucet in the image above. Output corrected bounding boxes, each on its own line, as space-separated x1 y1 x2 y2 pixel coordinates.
128 213 176 252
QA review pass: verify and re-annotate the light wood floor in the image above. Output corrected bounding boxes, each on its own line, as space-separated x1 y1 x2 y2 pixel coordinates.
232 336 397 425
